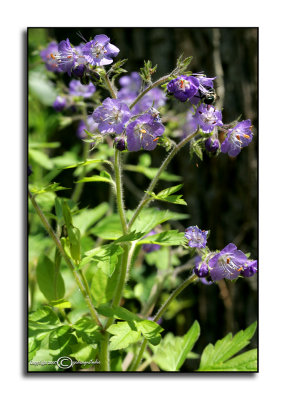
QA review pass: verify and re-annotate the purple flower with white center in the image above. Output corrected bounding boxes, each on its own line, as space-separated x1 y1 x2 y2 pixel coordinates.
142 230 161 253
77 116 98 139
69 80 96 98
185 226 208 248
126 113 164 152
40 42 61 72
119 72 141 94
82 34 119 66
92 98 131 135
56 39 77 76
167 75 199 102
208 243 249 281
221 120 253 157
205 136 220 153
53 96 66 112
241 260 257 278
195 103 223 133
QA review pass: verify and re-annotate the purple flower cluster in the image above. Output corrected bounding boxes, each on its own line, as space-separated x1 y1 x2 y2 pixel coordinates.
42 35 119 76
185 226 208 248
192 243 258 282
221 120 253 157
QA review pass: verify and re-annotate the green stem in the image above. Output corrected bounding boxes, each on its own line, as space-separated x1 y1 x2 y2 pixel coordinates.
114 148 128 234
131 274 198 371
103 73 117 99
128 130 199 229
28 190 103 328
100 332 110 371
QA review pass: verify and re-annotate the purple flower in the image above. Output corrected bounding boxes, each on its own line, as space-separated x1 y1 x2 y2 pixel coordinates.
114 136 127 151
69 80 96 98
77 116 98 139
92 98 131 135
56 39 77 76
185 226 208 249
205 136 220 153
241 260 257 278
53 96 66 112
142 230 161 253
221 120 253 157
119 72 141 94
40 42 61 72
82 34 119 66
167 75 199 102
126 113 164 152
208 243 249 281
195 104 223 133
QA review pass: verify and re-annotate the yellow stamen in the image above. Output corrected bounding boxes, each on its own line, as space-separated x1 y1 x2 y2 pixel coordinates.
140 129 147 134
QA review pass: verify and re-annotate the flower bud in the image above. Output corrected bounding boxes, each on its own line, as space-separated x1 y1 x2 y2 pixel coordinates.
205 137 219 153
114 136 127 151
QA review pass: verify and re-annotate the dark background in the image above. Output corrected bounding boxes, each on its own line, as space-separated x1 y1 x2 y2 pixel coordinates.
29 28 258 370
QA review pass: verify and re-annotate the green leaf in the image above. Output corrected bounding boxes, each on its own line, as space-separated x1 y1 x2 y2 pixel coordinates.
152 321 200 371
73 317 102 345
36 255 65 302
72 203 109 235
30 182 70 195
198 321 257 371
113 231 145 243
174 320 200 370
90 214 123 240
49 325 76 356
85 243 123 276
148 184 187 205
127 208 188 234
138 230 186 246
107 322 141 351
135 320 164 346
76 172 113 184
29 141 61 149
50 299 71 309
90 268 118 306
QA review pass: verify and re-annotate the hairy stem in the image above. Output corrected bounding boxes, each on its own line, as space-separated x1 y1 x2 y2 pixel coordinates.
28 190 102 328
114 148 128 234
128 129 199 229
131 274 198 371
